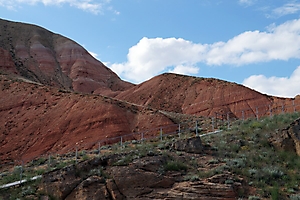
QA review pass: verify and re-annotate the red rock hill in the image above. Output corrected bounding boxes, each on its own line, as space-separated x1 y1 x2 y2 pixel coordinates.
1 18 299 164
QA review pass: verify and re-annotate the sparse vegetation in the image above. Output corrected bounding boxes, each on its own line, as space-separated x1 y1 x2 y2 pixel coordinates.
1 112 300 199
164 160 188 172
202 112 300 199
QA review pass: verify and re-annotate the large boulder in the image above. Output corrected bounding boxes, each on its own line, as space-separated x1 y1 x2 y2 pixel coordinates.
271 117 300 155
65 176 109 200
172 136 203 154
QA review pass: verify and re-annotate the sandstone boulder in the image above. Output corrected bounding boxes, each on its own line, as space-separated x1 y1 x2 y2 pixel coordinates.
65 176 109 200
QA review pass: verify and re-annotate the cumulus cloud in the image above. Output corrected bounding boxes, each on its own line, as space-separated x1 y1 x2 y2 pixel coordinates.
108 18 300 83
0 0 114 14
243 66 300 98
109 37 206 83
272 3 300 17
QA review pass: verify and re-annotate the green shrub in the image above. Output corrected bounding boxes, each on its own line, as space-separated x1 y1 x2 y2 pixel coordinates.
248 196 261 200
270 184 280 200
113 154 134 166
164 160 187 172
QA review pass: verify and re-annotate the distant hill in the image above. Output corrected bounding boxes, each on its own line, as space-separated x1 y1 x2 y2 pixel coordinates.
115 73 300 119
0 18 133 94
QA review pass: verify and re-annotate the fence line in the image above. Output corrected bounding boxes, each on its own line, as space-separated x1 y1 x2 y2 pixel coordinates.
1 101 300 182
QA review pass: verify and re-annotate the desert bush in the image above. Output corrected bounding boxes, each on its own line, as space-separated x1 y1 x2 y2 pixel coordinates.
290 194 300 200
164 160 187 172
201 112 300 198
208 159 220 165
113 154 134 166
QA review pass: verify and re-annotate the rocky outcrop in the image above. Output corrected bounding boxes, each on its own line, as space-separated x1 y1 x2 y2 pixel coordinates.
151 180 239 200
37 147 245 200
172 136 203 154
65 176 110 200
271 117 300 155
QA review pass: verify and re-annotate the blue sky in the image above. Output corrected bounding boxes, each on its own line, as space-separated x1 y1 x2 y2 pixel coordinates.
1 0 300 97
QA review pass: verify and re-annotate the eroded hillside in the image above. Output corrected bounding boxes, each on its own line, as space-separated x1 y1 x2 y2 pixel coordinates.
0 75 175 163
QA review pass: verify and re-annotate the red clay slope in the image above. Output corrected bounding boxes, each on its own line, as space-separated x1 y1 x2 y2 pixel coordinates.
0 75 174 163
115 73 300 119
0 18 133 94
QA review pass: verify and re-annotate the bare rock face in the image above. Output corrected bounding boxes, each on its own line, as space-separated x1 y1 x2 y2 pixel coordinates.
65 176 109 200
38 152 244 200
39 157 110 200
109 166 176 198
172 136 203 154
153 180 239 200
271 117 300 155
0 18 133 94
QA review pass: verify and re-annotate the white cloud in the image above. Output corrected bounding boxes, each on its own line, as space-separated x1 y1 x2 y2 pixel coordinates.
272 3 300 17
238 0 255 6
0 0 115 14
88 51 99 59
109 37 206 83
243 66 300 98
108 18 300 83
169 65 199 75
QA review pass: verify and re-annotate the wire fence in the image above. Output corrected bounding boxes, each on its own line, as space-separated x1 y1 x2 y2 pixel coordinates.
1 100 300 187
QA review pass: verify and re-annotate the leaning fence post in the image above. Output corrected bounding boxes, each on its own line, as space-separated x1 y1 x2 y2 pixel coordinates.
293 100 296 112
98 142 101 156
212 117 215 132
48 154 51 167
160 128 163 141
242 111 245 121
120 136 123 148
227 113 230 129
215 113 218 129
75 147 78 165
196 120 199 137
20 160 23 184
256 107 259 120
